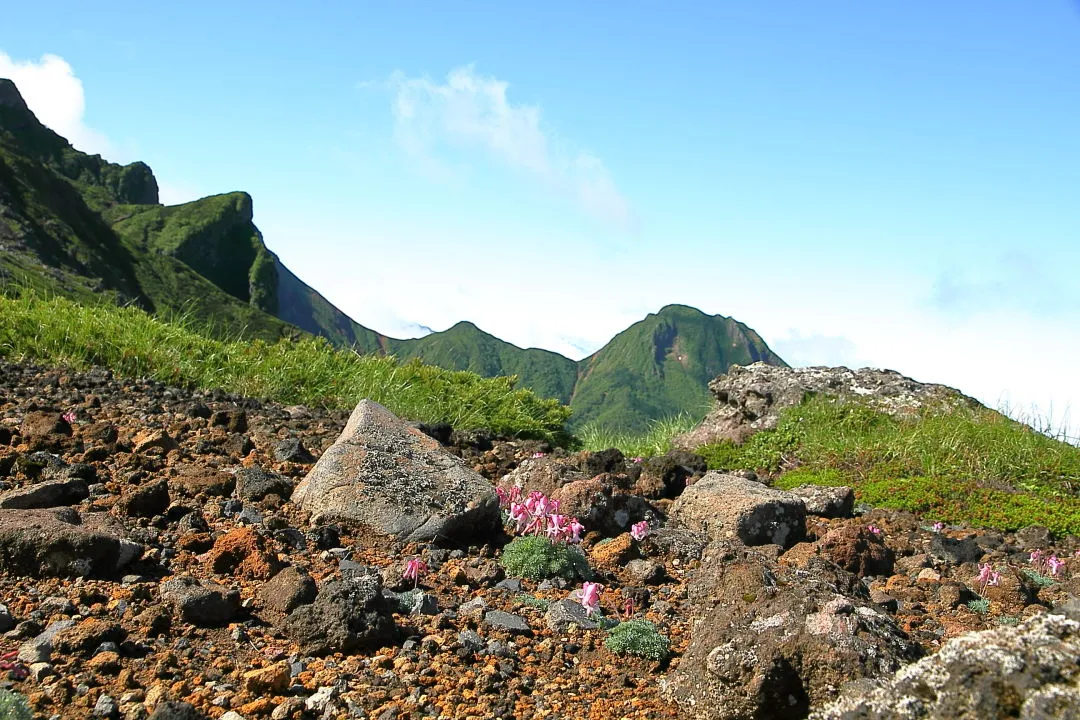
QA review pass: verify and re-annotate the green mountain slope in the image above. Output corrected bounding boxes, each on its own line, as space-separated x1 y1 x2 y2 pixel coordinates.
569 304 787 431
387 322 580 403
0 77 786 432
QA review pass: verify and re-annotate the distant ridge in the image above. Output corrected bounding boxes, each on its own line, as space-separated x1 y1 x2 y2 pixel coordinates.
0 78 786 431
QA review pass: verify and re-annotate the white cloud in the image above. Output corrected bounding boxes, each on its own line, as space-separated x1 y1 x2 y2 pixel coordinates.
387 65 632 228
0 51 114 156
157 181 203 206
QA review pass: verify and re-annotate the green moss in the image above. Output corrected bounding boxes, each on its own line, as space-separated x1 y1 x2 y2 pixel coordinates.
498 536 591 581
604 620 671 661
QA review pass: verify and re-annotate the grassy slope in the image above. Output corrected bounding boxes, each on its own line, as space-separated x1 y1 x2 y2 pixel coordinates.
694 396 1080 535
570 304 787 433
0 291 571 442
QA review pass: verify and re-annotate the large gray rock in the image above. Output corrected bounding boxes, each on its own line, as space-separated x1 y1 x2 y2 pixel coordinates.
810 613 1080 719
675 364 976 449
284 568 397 655
790 485 855 519
664 542 918 720
291 400 499 542
670 472 806 548
0 478 89 509
0 508 141 577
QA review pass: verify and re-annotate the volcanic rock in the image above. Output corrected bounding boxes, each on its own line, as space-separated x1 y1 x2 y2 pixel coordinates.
291 400 499 542
670 472 806 548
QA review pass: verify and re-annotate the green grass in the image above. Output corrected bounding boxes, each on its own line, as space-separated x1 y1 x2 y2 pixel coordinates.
694 395 1080 535
0 291 572 441
578 412 701 457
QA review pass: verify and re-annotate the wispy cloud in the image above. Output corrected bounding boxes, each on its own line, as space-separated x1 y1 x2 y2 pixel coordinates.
386 65 632 228
0 51 114 157
930 252 1072 318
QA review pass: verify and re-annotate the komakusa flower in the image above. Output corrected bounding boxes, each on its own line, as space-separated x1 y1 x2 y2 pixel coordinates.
577 582 603 616
630 520 650 542
403 558 429 587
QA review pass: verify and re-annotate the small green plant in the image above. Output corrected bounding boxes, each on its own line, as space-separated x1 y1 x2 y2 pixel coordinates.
999 616 1020 626
0 689 32 720
1022 568 1055 588
517 594 550 611
604 620 671 661
966 598 990 615
499 536 591 581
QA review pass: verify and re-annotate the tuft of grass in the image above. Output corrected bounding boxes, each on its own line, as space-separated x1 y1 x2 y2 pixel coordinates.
578 412 700 458
499 536 591 581
0 689 32 720
0 291 572 442
966 598 990 615
604 620 671 661
694 395 1080 536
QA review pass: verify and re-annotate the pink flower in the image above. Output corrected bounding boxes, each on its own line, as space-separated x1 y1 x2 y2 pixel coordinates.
1048 555 1066 577
631 457 644 464
509 503 530 533
932 522 945 533
546 514 568 541
630 520 650 542
496 487 509 508
623 597 635 618
567 518 585 543
402 558 429 587
977 562 1001 589
62 411 76 424
577 582 603 616
1029 550 1043 566
867 525 882 536
531 452 546 459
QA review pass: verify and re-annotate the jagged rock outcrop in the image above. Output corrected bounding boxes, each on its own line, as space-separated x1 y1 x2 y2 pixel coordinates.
664 542 919 720
291 400 500 542
809 613 1080 719
675 363 978 449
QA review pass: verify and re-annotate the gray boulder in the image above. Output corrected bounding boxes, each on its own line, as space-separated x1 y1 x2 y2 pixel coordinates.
790 485 855 519
0 478 89 509
546 599 599 632
664 542 918 720
258 565 317 614
0 508 141 577
670 472 806 548
284 568 396 655
675 364 976 449
810 613 1080 719
291 400 499 542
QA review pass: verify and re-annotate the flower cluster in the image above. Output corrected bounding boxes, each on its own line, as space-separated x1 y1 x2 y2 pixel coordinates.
977 562 1001 591
932 522 945 533
402 558 429 587
0 651 27 681
867 524 883 536
1029 550 1066 577
497 487 584 544
630 520 650 542
61 411 76 425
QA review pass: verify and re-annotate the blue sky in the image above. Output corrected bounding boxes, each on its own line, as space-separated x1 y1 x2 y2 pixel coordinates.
3 2 1079 437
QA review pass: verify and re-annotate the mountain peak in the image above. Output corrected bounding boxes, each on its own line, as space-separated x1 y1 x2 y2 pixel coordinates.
0 79 38 130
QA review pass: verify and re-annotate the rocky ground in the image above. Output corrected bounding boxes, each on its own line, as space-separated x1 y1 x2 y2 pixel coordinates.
0 360 1078 719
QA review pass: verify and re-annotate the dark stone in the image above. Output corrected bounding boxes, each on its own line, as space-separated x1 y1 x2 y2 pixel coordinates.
117 479 170 518
273 438 315 463
483 610 531 635
160 576 240 627
148 701 208 720
930 534 984 565
417 423 453 446
284 570 397 655
210 409 248 433
258 566 317 614
0 508 141 577
578 448 626 478
235 467 292 503
0 478 89 509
